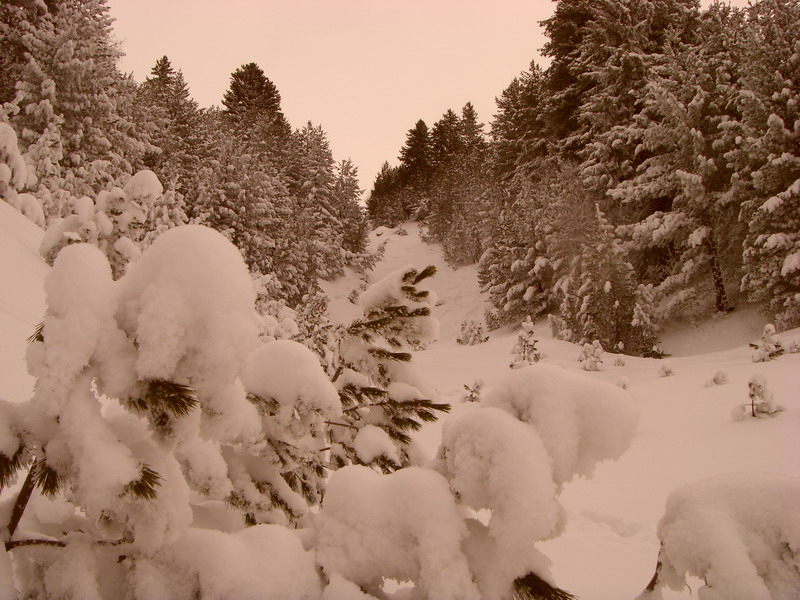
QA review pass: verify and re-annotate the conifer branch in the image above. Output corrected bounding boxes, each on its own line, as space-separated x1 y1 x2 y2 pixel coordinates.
27 322 44 344
32 458 61 497
5 539 66 551
513 572 577 600
0 443 28 490
124 465 163 501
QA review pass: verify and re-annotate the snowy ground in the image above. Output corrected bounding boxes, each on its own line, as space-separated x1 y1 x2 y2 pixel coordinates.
3 210 798 599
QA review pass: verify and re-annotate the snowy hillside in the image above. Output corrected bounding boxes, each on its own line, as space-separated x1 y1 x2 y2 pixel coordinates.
2 214 798 599
324 223 800 599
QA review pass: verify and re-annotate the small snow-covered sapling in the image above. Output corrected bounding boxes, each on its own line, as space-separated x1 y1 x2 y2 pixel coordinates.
457 319 489 346
462 380 483 403
658 361 675 377
578 340 604 371
748 374 778 417
704 370 728 387
751 324 784 362
510 316 541 369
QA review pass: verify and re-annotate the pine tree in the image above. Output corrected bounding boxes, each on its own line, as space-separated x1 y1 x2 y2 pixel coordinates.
328 265 450 473
137 56 207 201
609 4 749 318
2 0 152 219
735 0 800 329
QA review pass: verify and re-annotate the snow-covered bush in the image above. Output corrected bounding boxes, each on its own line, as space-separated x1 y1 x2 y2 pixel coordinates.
510 315 541 369
614 355 626 367
732 374 782 421
578 340 604 371
658 361 675 377
750 323 784 362
0 120 43 227
328 265 449 473
705 370 728 387
39 169 168 278
640 473 800 600
484 363 640 487
787 337 800 354
0 225 342 597
457 319 489 345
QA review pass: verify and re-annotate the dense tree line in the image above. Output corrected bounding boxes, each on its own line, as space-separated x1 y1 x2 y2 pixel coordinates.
367 0 800 351
0 0 370 311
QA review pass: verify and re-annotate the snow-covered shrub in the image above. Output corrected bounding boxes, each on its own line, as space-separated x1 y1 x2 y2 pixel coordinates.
750 323 784 362
732 374 782 421
328 265 449 473
462 380 483 403
0 121 42 227
1 225 341 597
617 377 630 390
614 355 626 367
705 370 728 387
457 319 489 345
658 361 675 377
578 340 604 371
786 337 800 354
39 169 166 278
510 315 541 369
640 473 800 600
484 363 640 488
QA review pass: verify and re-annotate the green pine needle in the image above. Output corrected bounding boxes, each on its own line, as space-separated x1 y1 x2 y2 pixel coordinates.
368 348 412 362
0 444 28 490
412 265 437 284
513 572 577 600
32 459 61 497
146 380 198 417
27 322 44 344
125 465 163 501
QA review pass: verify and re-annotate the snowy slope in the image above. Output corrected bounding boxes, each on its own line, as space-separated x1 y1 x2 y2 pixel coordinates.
325 223 800 599
2 214 798 599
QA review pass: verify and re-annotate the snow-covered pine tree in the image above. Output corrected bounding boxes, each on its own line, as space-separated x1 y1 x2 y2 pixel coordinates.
556 204 658 353
510 315 541 369
2 0 151 220
0 119 43 226
136 56 208 203
1 225 340 597
328 265 450 473
609 4 749 318
735 0 800 330
38 169 166 279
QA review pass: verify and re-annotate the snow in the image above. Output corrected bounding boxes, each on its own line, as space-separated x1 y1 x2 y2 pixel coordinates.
2 217 799 599
435 406 563 598
648 472 800 600
484 363 640 487
123 169 163 204
166 525 321 600
243 339 340 430
353 425 399 463
316 465 480 600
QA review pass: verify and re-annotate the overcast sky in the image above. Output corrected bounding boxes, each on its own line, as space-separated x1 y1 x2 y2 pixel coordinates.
108 0 748 192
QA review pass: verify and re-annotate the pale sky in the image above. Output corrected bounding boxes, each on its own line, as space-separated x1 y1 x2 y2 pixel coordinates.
108 0 749 192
